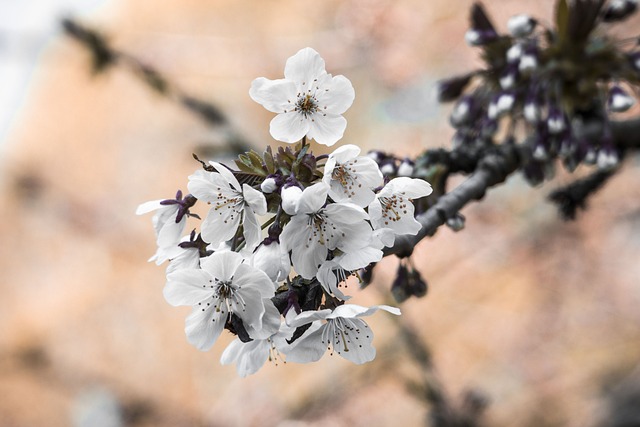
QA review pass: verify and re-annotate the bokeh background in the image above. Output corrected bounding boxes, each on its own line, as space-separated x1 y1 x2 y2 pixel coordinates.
1 0 640 426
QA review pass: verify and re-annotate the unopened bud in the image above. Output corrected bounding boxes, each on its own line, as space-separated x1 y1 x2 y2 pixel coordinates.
445 213 465 232
261 177 278 193
603 0 638 22
608 85 635 112
507 14 537 37
397 158 415 177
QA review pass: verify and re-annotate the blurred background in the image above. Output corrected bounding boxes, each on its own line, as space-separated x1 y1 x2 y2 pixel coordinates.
1 0 640 426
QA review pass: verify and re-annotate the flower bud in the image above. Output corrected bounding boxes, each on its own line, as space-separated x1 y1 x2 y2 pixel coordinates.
602 0 638 22
506 43 523 63
499 65 518 90
437 74 473 102
464 29 498 46
379 159 397 176
281 182 303 215
397 158 415 177
547 106 566 134
450 95 475 127
597 147 619 170
507 14 537 37
260 176 279 193
608 85 635 112
518 48 538 73
445 213 465 232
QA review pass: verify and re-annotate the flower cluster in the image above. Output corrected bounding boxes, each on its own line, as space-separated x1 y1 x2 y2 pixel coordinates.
438 1 640 185
138 48 432 377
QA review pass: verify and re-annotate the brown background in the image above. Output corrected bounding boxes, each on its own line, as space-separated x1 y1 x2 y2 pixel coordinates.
1 1 640 426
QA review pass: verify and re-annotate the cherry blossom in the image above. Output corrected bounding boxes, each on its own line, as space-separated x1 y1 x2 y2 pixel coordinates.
220 305 293 377
164 251 275 351
368 177 433 240
188 162 267 251
250 47 355 146
280 183 373 279
284 304 401 365
323 144 383 207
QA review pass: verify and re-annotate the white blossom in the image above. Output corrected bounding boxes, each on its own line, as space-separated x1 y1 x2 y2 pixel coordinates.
136 196 186 253
280 183 373 279
250 47 355 146
323 144 383 207
220 305 293 377
164 251 275 351
507 14 536 37
368 177 433 241
284 304 401 365
188 162 267 251
250 239 291 284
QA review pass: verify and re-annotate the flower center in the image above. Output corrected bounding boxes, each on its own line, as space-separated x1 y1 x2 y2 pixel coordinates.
216 280 234 299
379 195 408 224
331 162 362 197
295 94 319 118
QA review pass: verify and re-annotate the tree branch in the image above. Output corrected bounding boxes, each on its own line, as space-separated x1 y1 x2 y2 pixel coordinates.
385 118 640 258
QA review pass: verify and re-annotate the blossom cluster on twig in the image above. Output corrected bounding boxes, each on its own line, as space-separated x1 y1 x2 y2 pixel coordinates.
138 48 432 376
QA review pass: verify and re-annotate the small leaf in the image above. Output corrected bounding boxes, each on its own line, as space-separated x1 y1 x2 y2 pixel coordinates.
264 147 275 174
555 0 569 44
248 150 265 171
234 159 256 174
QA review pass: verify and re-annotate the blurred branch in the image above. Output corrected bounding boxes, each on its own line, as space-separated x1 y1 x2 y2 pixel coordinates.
61 18 252 154
396 319 488 427
385 118 640 258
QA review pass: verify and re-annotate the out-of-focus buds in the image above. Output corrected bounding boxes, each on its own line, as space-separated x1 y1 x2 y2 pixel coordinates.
437 74 474 102
608 85 635 112
547 106 567 134
507 14 537 37
602 0 638 22
397 158 415 177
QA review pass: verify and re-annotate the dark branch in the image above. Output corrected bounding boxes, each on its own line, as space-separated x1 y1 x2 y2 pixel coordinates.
385 118 640 258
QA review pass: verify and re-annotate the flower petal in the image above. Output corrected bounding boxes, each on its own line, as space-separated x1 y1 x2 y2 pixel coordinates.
185 304 227 351
333 318 376 365
242 208 262 252
316 75 355 115
136 200 162 215
249 78 297 113
242 184 267 215
200 208 240 247
306 113 347 146
269 112 311 144
200 251 243 281
220 338 270 377
282 322 327 363
233 263 275 299
209 161 241 191
284 47 326 84
164 269 213 306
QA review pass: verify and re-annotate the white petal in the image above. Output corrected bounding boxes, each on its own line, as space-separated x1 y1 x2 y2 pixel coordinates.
136 200 162 215
185 304 227 351
200 209 240 247
244 301 282 340
163 269 213 306
329 144 360 164
249 77 297 113
329 303 401 319
296 182 329 214
287 309 332 328
337 246 382 271
284 47 326 84
386 177 433 199
242 184 267 215
200 251 243 281
233 263 275 299
209 161 241 191
220 338 270 377
315 75 355 115
270 112 311 144
157 215 186 248
242 208 262 252
333 318 376 365
306 114 347 146
187 169 235 203
282 322 327 363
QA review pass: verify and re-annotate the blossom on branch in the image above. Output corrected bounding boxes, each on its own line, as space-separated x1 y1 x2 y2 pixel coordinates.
188 162 267 251
285 304 401 365
368 177 433 240
164 251 275 350
250 47 355 146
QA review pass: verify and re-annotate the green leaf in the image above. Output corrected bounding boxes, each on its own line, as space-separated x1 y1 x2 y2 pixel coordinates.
264 147 275 174
555 0 569 44
248 150 265 172
234 159 256 174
